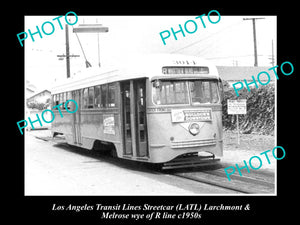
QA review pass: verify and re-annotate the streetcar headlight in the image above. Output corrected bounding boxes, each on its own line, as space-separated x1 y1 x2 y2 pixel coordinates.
189 123 200 136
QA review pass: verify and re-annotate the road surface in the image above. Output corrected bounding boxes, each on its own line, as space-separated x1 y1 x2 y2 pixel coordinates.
25 130 241 195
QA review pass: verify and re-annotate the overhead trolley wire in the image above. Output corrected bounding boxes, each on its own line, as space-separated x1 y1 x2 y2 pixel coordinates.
171 20 244 54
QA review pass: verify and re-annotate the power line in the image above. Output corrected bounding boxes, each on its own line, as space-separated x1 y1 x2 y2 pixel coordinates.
171 20 243 54
206 54 263 60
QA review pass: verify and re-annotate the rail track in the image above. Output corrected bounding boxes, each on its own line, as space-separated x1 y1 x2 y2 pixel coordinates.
34 133 275 194
166 167 275 194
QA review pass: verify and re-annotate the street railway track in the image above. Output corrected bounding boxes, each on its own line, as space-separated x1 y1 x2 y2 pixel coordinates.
167 168 275 194
35 134 275 194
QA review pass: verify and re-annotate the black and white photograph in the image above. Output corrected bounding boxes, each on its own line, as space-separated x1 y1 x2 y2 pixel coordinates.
23 14 277 195
14 8 297 224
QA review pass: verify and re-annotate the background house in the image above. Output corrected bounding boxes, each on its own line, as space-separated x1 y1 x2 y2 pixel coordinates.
26 89 52 131
27 89 51 105
217 66 275 88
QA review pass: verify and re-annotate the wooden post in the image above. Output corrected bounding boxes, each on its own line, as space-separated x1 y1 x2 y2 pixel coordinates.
57 24 80 78
236 114 240 145
243 17 265 67
65 24 70 78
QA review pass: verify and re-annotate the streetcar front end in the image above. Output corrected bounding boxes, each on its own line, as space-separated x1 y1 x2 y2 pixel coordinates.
145 58 223 167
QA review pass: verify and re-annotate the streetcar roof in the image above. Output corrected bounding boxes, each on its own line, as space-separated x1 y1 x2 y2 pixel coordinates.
51 54 219 94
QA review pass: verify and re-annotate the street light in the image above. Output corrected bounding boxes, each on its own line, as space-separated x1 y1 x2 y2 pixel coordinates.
73 24 109 33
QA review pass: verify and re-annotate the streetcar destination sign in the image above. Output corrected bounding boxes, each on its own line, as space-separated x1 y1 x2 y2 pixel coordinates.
162 66 209 74
171 108 212 122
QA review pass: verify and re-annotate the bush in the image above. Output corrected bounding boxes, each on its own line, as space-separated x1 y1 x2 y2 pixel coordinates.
27 101 50 110
222 83 275 135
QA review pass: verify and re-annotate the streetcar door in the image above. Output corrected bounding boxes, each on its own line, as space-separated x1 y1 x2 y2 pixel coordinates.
121 79 148 158
72 90 82 145
134 79 148 157
121 81 132 155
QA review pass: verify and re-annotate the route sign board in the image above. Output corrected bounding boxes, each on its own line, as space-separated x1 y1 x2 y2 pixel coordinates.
227 99 247 115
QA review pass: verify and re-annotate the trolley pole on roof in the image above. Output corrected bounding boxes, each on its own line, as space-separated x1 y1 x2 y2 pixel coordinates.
58 21 108 77
73 23 109 68
243 17 265 67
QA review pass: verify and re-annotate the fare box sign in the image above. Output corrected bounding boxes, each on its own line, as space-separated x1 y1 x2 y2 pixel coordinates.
227 99 247 115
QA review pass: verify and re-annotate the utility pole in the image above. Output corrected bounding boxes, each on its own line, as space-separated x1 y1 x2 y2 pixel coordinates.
57 24 80 78
65 24 71 78
269 39 275 66
243 17 265 67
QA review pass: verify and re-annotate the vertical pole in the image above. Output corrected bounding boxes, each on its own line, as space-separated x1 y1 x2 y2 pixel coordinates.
97 33 101 67
243 18 264 67
236 114 240 145
252 19 258 67
271 39 274 66
65 24 70 78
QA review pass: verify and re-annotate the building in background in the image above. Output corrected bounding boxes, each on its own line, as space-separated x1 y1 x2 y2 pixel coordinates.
217 66 274 89
27 89 51 105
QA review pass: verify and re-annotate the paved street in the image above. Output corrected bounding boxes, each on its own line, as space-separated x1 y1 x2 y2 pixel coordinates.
25 130 237 195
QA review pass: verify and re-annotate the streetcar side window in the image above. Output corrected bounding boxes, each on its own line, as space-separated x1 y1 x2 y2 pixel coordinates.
60 93 64 109
101 84 108 108
62 92 66 109
65 91 72 109
80 84 116 109
56 94 59 108
94 85 101 108
88 87 94 109
54 94 59 107
52 95 55 106
83 88 88 109
107 83 116 108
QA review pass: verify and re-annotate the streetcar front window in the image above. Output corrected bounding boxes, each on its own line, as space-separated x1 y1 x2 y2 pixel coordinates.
152 80 220 105
189 80 220 104
153 80 189 105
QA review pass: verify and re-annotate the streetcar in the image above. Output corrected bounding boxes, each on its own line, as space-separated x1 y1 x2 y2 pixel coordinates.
51 54 223 169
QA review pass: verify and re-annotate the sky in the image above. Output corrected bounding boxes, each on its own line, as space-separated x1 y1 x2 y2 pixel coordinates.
24 15 276 92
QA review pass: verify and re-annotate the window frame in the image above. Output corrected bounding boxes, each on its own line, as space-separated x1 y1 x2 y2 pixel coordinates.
152 79 221 106
107 83 117 108
88 86 94 109
94 85 101 108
